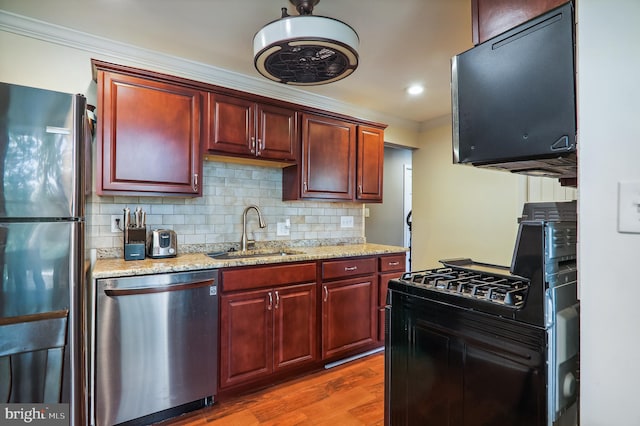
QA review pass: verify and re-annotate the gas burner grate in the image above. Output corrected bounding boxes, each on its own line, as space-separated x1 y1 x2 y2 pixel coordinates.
399 267 529 308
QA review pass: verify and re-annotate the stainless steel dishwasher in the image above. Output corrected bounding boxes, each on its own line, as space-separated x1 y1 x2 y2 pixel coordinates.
92 269 218 426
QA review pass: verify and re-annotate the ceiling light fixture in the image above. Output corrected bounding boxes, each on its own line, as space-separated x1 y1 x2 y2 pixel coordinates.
253 0 359 86
407 84 424 96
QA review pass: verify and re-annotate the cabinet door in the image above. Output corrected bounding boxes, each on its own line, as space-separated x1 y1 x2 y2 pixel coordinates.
378 272 401 342
472 0 568 44
273 283 317 371
301 114 355 200
97 71 203 196
377 255 406 342
356 126 384 202
321 276 376 359
257 104 297 161
208 93 255 155
219 289 272 389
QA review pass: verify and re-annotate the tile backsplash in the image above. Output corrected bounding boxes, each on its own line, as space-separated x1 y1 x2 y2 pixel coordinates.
87 160 365 258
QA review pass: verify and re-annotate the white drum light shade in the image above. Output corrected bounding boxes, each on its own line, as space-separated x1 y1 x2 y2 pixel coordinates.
253 15 359 85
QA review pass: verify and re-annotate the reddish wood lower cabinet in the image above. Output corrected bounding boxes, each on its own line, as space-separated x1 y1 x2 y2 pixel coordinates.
219 289 272 388
321 276 376 359
218 254 404 393
321 257 377 360
219 263 317 390
273 284 317 371
220 282 317 389
377 254 407 342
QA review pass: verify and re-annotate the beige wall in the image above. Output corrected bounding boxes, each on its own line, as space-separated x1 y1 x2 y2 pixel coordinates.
577 1 640 423
411 120 524 269
0 31 96 101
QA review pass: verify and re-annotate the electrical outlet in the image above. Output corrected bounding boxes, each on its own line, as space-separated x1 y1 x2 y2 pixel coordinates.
276 217 291 236
340 216 354 228
110 215 122 233
277 222 290 236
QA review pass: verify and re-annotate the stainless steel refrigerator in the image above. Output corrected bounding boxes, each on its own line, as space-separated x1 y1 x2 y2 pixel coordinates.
0 82 89 425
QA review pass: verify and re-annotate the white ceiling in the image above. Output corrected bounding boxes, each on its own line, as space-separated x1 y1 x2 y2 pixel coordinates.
0 0 473 126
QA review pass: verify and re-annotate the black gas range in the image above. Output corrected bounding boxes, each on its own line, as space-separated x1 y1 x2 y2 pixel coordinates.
385 201 579 426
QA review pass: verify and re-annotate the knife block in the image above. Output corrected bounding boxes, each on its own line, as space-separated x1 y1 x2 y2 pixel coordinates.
124 226 146 261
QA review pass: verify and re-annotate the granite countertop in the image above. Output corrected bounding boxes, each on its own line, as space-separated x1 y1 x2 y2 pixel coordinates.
92 243 408 279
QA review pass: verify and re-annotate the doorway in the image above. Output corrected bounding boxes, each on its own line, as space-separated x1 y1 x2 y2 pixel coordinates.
365 145 413 271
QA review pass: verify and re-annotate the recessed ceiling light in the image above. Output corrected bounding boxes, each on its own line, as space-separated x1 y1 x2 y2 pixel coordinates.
406 84 424 96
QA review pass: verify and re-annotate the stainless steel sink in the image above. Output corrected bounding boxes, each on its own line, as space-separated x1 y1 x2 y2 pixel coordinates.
206 249 303 260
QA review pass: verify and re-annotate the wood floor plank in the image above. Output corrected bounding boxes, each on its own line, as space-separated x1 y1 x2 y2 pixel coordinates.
157 353 384 426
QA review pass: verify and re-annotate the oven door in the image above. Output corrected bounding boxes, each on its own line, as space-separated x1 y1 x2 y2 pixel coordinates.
386 289 547 426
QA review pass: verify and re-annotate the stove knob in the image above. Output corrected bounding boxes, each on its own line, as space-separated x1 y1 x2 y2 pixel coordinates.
562 372 576 398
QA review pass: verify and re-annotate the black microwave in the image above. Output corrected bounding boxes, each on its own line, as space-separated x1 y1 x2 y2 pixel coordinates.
451 2 576 179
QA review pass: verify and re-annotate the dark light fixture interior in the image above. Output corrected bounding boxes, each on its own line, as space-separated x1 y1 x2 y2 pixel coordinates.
253 0 359 85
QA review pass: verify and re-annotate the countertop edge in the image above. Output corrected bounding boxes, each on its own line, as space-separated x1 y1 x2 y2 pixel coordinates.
92 244 408 280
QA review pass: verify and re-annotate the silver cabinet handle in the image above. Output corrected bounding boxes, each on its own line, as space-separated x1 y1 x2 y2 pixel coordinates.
274 290 279 309
192 173 199 192
388 261 400 266
323 286 328 302
267 291 273 310
344 266 358 272
358 184 362 195
250 136 256 153
303 181 308 192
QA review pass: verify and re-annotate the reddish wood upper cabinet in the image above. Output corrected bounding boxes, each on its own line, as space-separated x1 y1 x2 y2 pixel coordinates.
93 60 204 196
208 93 297 162
283 113 385 202
300 113 356 200
356 126 384 202
472 0 569 44
219 263 317 390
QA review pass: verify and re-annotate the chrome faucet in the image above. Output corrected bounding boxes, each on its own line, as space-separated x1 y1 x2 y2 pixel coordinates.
241 205 266 251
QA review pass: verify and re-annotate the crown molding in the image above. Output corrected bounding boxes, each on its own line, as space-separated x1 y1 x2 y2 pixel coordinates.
0 10 420 132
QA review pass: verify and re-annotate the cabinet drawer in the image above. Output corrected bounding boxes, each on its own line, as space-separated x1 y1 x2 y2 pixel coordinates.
322 257 376 280
222 262 316 292
379 254 406 272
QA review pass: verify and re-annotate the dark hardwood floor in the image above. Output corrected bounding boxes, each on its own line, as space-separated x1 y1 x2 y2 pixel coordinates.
157 352 385 425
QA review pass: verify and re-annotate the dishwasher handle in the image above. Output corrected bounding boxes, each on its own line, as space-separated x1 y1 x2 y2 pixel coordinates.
104 280 216 297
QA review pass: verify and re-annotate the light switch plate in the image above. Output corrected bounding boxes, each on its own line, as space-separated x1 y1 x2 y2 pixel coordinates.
618 181 640 233
340 216 354 228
